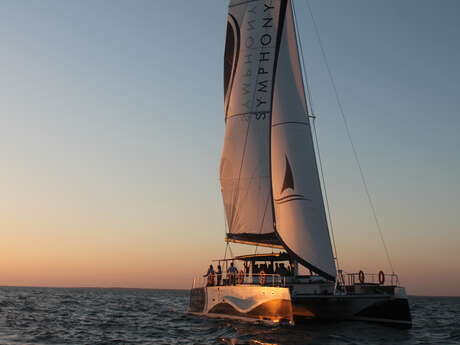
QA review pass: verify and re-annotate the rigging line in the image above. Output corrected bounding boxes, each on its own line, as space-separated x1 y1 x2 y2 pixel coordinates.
228 243 234 260
292 0 340 269
312 118 340 270
220 182 231 261
224 241 234 262
224 242 229 260
305 0 395 274
254 190 272 255
232 163 261 233
219 180 228 233
222 198 229 235
229 115 253 228
292 1 314 116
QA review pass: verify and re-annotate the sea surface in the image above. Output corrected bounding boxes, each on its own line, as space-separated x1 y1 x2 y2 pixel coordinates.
0 287 459 345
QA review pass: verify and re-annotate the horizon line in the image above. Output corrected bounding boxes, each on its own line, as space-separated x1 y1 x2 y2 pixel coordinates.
0 285 458 298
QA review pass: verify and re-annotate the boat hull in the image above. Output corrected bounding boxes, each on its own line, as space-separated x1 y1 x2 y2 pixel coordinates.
292 295 411 327
189 285 293 324
189 285 411 327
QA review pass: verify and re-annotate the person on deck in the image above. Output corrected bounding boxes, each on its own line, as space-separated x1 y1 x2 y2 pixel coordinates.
261 264 267 273
203 264 214 277
268 262 274 274
227 262 238 285
203 264 215 286
279 263 288 276
289 262 295 276
216 265 222 286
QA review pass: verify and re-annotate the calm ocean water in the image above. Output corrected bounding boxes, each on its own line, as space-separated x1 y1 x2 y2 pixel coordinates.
0 287 459 345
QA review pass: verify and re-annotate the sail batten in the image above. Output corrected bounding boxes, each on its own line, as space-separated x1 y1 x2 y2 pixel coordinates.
221 0 336 280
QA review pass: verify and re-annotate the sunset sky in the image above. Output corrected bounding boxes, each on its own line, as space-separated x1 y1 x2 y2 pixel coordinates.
1 0 459 296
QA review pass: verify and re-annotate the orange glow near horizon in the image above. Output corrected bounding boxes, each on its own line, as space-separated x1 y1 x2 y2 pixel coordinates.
1 219 459 296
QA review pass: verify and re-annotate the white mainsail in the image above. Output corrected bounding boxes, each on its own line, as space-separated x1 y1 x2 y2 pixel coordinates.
221 0 336 280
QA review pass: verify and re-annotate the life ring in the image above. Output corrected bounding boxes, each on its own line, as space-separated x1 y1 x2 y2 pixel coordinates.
358 270 365 284
259 271 266 285
207 273 215 286
237 270 244 284
378 271 385 285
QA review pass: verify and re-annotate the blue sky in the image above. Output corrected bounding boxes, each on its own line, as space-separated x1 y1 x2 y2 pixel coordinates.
0 0 458 295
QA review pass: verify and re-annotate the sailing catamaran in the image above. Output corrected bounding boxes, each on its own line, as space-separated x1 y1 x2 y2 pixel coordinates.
189 0 412 327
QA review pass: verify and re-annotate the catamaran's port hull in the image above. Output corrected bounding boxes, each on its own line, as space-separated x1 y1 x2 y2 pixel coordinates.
189 285 412 328
189 286 293 324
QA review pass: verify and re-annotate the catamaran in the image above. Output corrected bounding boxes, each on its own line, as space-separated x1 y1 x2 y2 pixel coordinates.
189 0 412 327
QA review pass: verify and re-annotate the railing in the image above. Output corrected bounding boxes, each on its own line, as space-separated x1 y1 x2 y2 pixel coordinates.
192 273 286 289
191 271 400 289
339 271 400 286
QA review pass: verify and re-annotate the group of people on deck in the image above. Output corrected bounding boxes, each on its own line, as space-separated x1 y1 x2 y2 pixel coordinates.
252 262 292 276
203 261 293 286
203 262 236 286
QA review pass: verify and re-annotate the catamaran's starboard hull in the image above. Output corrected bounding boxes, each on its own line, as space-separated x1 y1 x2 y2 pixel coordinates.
189 285 412 327
293 296 411 327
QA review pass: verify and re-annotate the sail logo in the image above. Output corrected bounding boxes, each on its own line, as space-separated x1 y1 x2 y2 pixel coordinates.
275 155 309 204
281 155 294 192
227 1 277 119
243 3 274 115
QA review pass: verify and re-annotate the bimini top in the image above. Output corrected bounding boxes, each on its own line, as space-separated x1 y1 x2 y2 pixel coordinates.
234 252 291 262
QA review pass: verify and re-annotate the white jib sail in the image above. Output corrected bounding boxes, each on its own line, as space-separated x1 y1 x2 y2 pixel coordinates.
270 0 336 279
